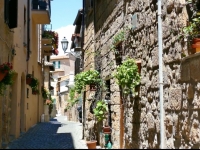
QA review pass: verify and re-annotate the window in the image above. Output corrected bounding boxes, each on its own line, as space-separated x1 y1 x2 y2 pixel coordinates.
89 0 94 9
115 43 123 66
53 61 60 69
4 0 18 29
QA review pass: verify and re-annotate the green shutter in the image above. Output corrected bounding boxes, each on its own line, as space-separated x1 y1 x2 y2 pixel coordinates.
58 61 60 68
53 61 55 67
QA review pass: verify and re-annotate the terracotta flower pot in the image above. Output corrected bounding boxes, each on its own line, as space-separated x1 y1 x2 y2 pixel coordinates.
0 71 8 82
86 140 97 149
26 78 32 85
192 38 200 53
103 126 111 133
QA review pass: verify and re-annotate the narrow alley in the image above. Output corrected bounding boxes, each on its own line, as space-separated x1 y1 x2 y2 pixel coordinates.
6 116 88 149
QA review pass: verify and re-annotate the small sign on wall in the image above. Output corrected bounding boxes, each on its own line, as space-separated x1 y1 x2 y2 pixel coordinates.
132 13 138 30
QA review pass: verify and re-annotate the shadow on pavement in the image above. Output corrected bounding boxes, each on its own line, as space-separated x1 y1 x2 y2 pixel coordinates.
7 118 75 149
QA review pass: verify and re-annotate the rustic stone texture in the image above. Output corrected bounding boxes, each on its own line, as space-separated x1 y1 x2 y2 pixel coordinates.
169 88 182 110
180 61 190 82
83 0 200 148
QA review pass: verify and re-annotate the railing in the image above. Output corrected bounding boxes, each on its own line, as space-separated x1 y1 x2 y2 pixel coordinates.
32 0 51 17
42 24 52 32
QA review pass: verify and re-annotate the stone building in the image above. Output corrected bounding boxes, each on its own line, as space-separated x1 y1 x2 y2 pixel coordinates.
0 0 53 148
81 0 200 149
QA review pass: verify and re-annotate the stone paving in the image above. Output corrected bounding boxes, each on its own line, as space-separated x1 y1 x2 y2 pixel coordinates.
6 116 88 149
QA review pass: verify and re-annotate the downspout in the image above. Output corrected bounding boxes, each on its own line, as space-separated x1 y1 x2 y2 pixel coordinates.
82 0 86 140
26 0 30 62
157 0 165 148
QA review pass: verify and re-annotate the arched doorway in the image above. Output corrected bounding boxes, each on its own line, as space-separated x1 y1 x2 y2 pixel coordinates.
20 73 25 133
10 72 18 137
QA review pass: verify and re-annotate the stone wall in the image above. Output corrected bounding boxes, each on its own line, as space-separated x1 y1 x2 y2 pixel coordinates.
83 0 200 149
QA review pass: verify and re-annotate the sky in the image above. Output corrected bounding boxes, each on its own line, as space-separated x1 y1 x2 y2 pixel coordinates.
51 0 82 56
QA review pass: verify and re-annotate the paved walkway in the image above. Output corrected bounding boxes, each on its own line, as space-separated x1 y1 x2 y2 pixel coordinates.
7 116 88 149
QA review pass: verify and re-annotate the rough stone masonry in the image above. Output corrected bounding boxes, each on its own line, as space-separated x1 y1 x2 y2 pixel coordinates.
82 0 200 149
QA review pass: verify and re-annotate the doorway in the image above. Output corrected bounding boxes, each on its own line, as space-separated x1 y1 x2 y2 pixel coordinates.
20 74 25 133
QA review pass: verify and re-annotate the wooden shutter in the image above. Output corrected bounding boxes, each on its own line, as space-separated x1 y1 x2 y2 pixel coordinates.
9 0 18 29
4 0 18 29
4 0 9 24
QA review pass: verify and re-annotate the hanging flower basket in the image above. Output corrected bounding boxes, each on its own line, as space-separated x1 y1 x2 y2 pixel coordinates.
0 71 8 82
0 62 13 82
26 74 32 85
32 88 39 95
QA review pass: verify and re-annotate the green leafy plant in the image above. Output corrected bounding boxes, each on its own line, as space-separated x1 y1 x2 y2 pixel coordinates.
93 100 108 122
41 86 50 99
29 77 39 89
182 0 200 41
74 69 101 94
110 29 125 52
1 70 16 85
182 16 200 40
26 74 32 78
110 26 131 52
32 87 40 95
66 87 80 109
113 58 141 95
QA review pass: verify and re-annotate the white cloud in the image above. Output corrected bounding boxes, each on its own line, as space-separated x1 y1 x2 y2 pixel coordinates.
54 25 75 56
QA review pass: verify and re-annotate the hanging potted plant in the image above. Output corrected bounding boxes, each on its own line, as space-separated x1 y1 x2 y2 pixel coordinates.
74 69 101 93
182 16 200 53
1 70 16 86
32 87 40 95
26 74 32 85
93 100 108 122
0 62 13 81
29 77 39 89
113 58 141 95
41 86 50 99
182 0 200 53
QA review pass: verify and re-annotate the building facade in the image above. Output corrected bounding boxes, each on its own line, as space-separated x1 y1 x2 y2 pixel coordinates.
0 0 53 148
81 0 200 149
50 54 76 117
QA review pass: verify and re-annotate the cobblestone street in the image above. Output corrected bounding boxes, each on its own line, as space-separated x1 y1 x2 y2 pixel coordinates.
7 116 88 149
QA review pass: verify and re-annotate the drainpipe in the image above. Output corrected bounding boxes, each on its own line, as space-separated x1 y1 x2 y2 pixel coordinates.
157 0 165 148
82 0 86 140
27 0 30 62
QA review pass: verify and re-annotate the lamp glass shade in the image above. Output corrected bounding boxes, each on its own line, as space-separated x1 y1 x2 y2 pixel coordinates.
61 37 69 53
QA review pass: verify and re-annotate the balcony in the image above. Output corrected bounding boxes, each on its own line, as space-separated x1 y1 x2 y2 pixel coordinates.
42 38 52 45
43 50 52 56
32 0 51 24
42 45 52 51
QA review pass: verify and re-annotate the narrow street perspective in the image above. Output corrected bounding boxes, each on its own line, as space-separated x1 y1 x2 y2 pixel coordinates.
7 116 88 149
1 0 200 149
